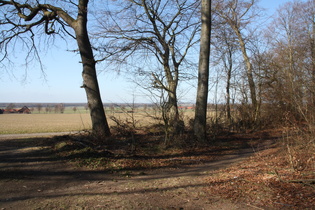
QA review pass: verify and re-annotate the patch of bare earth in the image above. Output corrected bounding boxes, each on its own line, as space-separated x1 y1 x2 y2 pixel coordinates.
0 130 313 209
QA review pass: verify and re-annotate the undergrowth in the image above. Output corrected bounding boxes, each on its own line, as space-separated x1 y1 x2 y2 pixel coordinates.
52 129 254 173
51 125 314 209
205 128 315 209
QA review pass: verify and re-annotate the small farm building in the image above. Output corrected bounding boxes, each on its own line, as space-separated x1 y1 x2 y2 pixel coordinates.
18 106 31 114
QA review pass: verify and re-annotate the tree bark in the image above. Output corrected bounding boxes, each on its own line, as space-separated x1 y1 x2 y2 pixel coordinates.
168 83 180 127
194 0 211 142
74 0 111 137
161 65 181 143
311 0 315 105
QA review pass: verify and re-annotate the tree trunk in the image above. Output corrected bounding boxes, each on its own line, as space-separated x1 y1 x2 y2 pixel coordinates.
162 80 181 144
226 48 233 126
168 85 180 129
311 1 315 105
234 27 258 121
0 0 111 138
74 1 111 137
194 0 211 142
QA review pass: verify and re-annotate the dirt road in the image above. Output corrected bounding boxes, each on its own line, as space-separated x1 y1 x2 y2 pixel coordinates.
0 136 261 209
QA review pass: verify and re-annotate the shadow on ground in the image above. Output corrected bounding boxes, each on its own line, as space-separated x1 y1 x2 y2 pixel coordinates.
0 134 277 209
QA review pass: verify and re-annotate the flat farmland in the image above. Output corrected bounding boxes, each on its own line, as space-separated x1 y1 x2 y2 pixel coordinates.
0 113 93 134
0 109 201 135
0 112 161 134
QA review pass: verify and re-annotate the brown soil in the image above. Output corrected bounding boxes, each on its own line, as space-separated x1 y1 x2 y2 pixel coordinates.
0 131 313 209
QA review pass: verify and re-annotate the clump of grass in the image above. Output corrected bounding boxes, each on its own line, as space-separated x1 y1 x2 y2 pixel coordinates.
54 141 69 150
76 157 111 169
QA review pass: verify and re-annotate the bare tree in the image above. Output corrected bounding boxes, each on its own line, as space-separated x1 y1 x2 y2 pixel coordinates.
222 37 235 126
54 104 59 113
215 0 261 122
301 0 315 105
213 27 239 126
262 0 315 122
36 103 43 113
95 0 200 140
5 103 15 110
194 0 212 142
84 103 89 113
45 105 52 113
0 0 110 137
59 103 65 114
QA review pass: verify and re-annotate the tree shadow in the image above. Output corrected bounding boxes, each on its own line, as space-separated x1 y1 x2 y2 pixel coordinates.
0 133 280 179
0 133 280 208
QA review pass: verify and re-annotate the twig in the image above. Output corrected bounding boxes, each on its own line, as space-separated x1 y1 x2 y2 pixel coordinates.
286 179 315 184
274 202 294 207
274 169 315 188
246 203 264 209
287 179 315 189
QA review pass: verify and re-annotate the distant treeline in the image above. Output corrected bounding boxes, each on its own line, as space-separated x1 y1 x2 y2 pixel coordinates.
0 103 157 109
0 103 199 109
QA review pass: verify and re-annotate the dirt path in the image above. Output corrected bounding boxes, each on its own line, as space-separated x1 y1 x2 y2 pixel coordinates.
0 136 268 209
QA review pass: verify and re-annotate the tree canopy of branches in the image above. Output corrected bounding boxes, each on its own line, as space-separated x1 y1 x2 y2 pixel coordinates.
214 0 261 123
208 0 315 129
0 0 111 138
260 0 315 123
95 0 201 142
1 0 314 143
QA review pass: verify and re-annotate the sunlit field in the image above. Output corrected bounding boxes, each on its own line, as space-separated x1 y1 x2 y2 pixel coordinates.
0 108 212 134
0 110 162 134
0 113 92 134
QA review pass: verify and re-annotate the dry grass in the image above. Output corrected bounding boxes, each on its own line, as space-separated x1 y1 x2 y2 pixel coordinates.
0 112 163 134
0 114 92 134
0 109 218 135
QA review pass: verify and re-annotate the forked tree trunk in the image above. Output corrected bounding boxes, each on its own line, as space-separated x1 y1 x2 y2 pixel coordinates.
194 0 212 142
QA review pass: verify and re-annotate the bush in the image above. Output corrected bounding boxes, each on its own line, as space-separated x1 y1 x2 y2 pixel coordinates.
282 126 315 172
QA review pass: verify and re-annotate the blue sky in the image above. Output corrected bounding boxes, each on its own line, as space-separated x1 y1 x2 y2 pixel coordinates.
0 0 290 103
